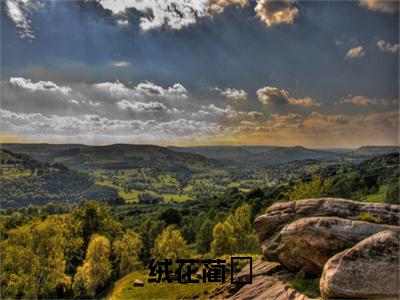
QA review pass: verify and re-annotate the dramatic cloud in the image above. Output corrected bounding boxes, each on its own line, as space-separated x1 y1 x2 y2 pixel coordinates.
208 0 248 13
197 104 237 119
1 77 262 143
377 40 400 54
359 0 399 13
337 95 397 106
0 108 221 142
345 46 365 59
232 110 399 147
117 100 169 112
254 0 299 27
4 0 42 39
99 0 209 31
247 111 263 119
98 0 299 31
93 81 188 101
9 77 72 95
6 0 300 38
112 61 131 67
256 87 320 106
211 87 248 100
135 82 188 99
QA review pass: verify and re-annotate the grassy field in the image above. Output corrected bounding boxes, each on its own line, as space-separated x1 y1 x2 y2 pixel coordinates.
0 165 31 179
162 194 192 202
96 181 140 202
106 270 218 300
364 185 387 203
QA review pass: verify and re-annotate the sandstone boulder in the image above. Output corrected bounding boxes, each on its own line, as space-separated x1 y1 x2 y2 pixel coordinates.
208 260 311 300
233 260 281 283
229 275 309 300
254 198 400 242
261 216 399 273
320 230 400 299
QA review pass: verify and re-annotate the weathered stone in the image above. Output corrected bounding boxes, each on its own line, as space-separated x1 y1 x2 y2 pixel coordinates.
320 230 400 299
208 260 310 300
233 260 282 283
133 279 144 286
254 198 400 242
262 216 399 273
229 275 309 300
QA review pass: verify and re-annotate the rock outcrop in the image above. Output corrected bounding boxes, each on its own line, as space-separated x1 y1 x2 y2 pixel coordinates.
254 198 399 241
320 230 400 299
262 216 399 273
208 260 311 300
210 198 399 300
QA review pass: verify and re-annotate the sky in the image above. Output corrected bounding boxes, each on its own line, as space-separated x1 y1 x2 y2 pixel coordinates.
0 0 399 148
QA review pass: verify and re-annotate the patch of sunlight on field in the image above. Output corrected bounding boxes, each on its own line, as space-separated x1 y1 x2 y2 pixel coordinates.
364 185 387 203
96 180 140 202
119 189 140 203
162 194 192 202
0 166 31 179
107 270 218 300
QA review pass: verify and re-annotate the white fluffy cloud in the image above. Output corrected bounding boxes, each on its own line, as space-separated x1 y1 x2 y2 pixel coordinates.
197 104 237 118
345 46 365 59
0 108 220 141
112 61 131 67
92 80 188 101
2 77 263 142
211 86 248 100
338 95 397 106
254 0 299 27
99 0 210 31
117 100 168 112
98 0 300 31
5 0 41 39
9 77 72 95
7 0 300 38
256 86 320 106
377 40 400 54
359 0 399 13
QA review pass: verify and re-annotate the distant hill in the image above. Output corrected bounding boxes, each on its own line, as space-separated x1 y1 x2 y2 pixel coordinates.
169 145 339 165
346 146 399 158
0 149 117 208
1 143 88 163
1 143 216 173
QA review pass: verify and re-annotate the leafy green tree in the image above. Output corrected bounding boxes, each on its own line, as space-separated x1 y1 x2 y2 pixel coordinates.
330 172 368 199
385 180 399 204
211 204 258 256
73 234 112 298
196 219 214 254
285 175 332 200
159 208 181 225
151 226 188 262
227 204 258 253
0 218 70 299
71 201 122 247
66 201 122 274
113 230 143 277
211 222 237 256
140 219 166 264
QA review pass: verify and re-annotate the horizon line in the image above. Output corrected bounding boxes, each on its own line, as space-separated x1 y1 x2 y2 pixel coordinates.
1 142 399 150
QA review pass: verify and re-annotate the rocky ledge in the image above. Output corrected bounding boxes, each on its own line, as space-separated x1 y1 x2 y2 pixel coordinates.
212 198 400 299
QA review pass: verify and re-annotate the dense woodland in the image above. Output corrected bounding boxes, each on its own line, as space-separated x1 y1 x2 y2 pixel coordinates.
0 144 399 298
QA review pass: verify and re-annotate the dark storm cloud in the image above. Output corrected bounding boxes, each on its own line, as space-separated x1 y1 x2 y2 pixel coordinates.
0 0 398 146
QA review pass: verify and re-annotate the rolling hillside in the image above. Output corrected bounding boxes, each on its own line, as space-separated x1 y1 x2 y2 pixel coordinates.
169 145 339 165
0 149 116 208
2 143 216 172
